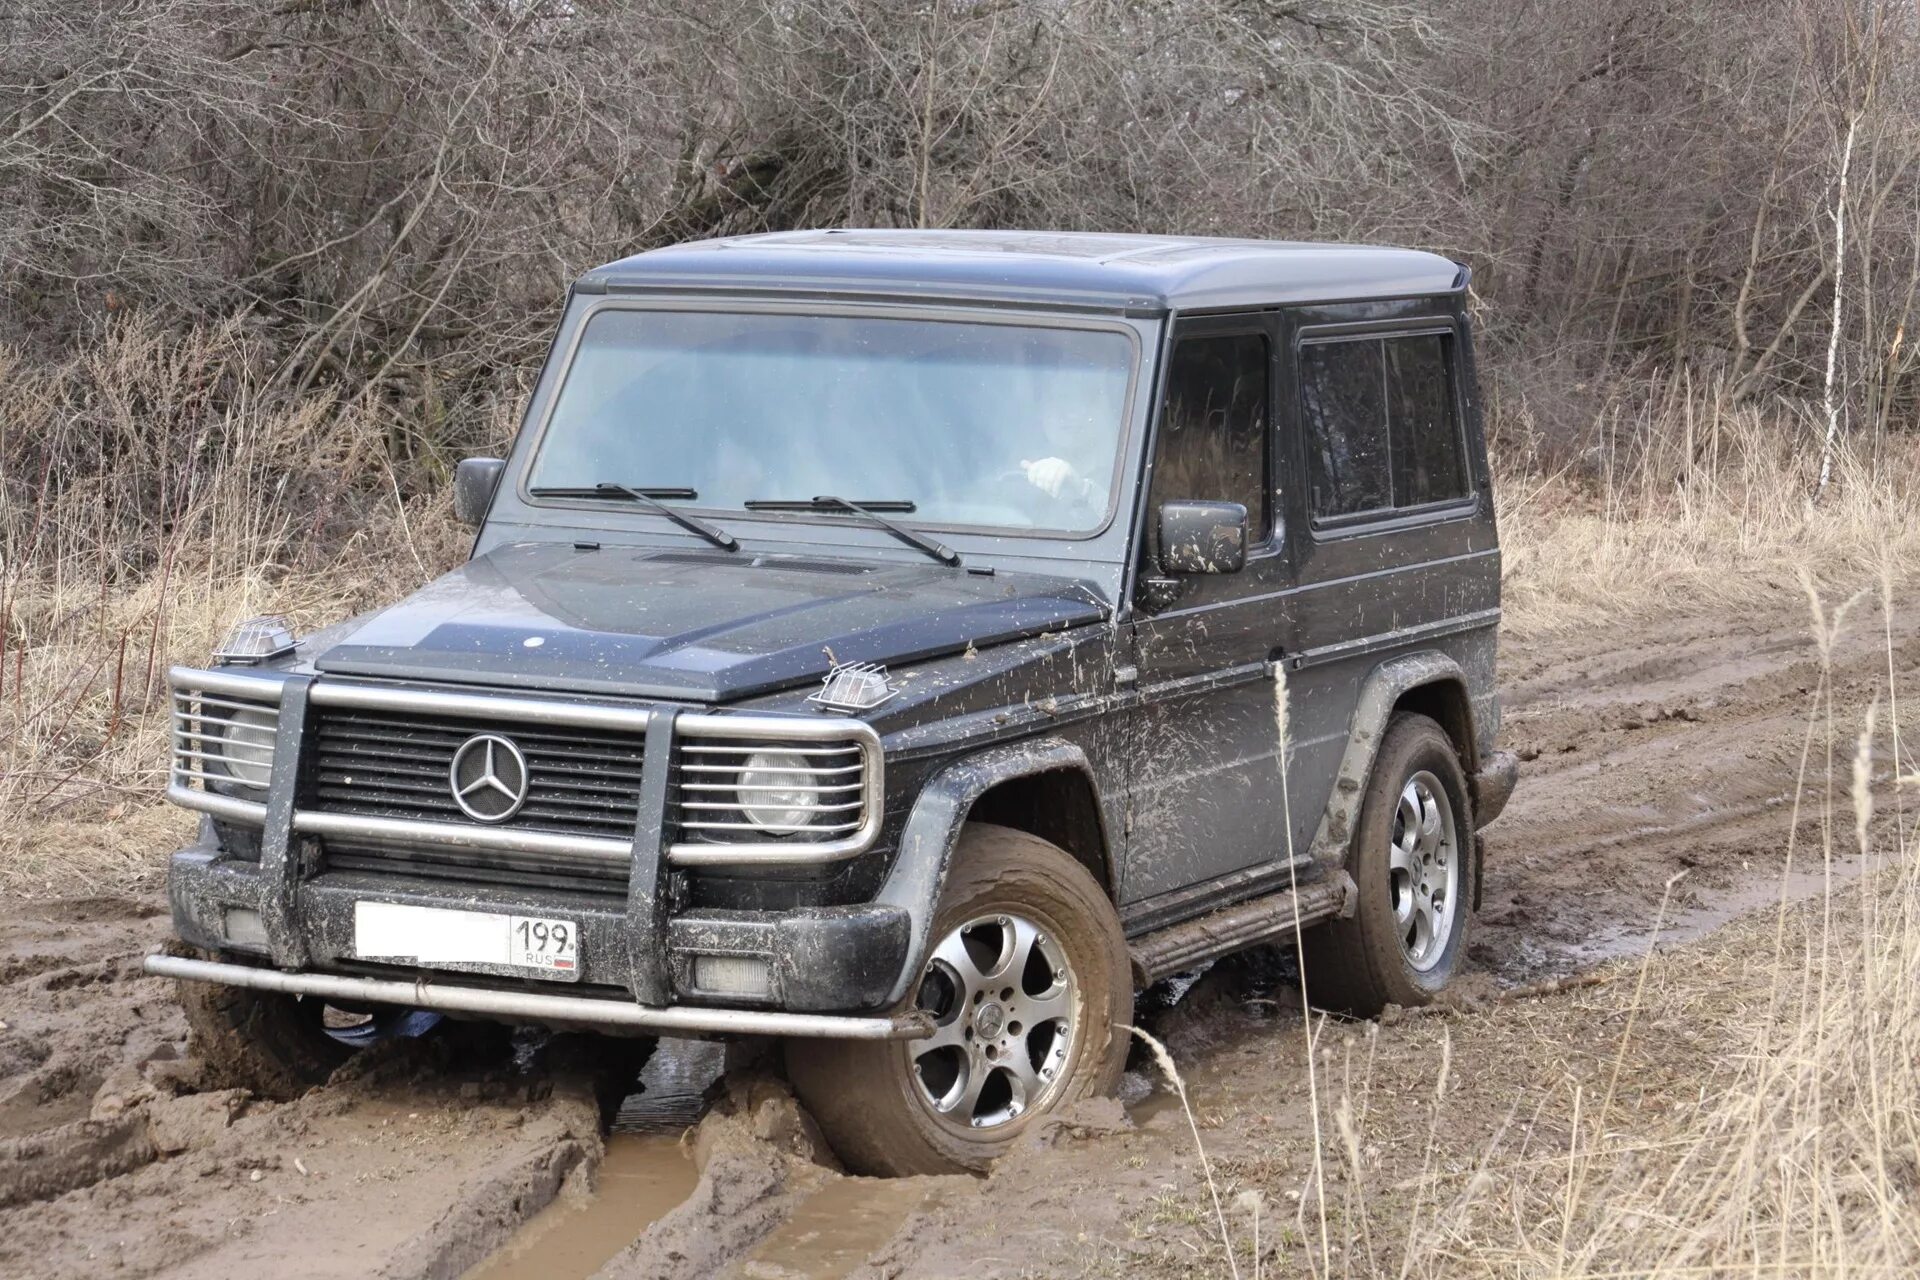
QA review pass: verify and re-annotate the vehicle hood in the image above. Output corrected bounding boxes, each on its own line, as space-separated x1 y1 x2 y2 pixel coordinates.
310 541 1109 703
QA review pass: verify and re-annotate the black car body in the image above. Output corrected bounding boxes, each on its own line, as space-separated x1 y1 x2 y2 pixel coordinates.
153 231 1515 1170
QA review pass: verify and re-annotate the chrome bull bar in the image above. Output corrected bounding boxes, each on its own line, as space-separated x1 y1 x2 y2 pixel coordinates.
145 954 930 1040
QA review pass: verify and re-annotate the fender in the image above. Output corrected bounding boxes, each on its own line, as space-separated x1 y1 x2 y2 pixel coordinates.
1305 652 1477 871
872 736 1103 1007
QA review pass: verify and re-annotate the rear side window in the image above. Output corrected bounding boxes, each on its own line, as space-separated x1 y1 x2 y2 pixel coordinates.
1300 331 1467 524
1299 340 1389 517
1150 331 1271 537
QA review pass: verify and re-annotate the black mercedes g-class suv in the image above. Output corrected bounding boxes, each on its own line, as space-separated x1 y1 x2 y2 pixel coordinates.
153 230 1516 1176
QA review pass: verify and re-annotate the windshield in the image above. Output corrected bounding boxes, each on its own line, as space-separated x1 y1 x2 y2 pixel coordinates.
525 308 1136 535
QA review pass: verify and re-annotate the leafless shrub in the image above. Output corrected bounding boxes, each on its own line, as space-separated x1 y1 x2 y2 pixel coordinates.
7 0 1919 455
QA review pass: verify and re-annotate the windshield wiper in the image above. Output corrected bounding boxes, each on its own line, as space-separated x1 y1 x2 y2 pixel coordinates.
744 496 961 567
530 484 738 552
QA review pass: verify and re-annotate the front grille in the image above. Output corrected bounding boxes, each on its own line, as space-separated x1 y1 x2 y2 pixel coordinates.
308 706 645 840
322 844 629 894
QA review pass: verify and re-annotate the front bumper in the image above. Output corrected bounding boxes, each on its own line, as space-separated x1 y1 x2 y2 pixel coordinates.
164 840 917 1031
145 953 929 1040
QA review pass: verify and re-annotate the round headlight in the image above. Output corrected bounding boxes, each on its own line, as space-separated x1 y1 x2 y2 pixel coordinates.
736 750 821 834
215 705 278 790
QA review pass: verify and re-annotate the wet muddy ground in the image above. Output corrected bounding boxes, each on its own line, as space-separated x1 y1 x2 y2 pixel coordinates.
0 598 1909 1278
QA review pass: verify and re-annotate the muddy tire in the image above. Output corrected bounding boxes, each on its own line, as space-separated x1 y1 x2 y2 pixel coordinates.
178 978 358 1099
175 956 461 1100
1303 713 1475 1017
785 823 1131 1176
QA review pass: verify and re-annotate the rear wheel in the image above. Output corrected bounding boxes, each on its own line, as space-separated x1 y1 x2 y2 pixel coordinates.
785 823 1131 1176
1303 713 1475 1016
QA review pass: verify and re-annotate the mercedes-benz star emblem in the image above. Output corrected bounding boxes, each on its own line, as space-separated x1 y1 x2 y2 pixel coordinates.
449 734 530 823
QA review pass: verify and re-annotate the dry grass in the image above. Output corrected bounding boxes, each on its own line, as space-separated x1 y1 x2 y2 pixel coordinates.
1151 574 1919 1278
1393 582 1920 1276
0 323 498 891
1495 371 1920 636
1436 579 1912 1274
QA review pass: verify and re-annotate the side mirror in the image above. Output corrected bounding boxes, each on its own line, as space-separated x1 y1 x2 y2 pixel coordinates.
453 457 505 527
1159 500 1248 575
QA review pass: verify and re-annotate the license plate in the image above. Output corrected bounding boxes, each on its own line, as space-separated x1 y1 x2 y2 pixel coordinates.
353 901 580 980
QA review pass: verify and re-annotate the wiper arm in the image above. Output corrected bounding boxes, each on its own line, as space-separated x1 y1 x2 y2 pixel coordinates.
744 496 961 567
530 484 739 553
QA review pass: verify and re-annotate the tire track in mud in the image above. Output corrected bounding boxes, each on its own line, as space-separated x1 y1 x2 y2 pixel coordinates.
0 902 616 1280
1474 599 1917 982
2 598 1912 1279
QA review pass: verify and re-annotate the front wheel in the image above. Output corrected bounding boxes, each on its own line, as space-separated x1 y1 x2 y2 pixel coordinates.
176 955 465 1100
1303 713 1476 1016
785 823 1131 1176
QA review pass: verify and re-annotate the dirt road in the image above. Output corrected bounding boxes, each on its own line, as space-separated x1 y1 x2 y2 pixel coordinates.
1 597 1907 1279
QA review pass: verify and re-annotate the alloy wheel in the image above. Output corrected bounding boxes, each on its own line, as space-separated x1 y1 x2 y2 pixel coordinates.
1388 769 1460 971
909 913 1076 1131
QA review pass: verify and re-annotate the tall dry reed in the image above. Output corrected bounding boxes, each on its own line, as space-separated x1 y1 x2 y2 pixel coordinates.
1319 575 1920 1277
1495 371 1920 634
0 323 505 888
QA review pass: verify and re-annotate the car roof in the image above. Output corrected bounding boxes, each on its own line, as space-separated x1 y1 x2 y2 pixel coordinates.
578 229 1465 313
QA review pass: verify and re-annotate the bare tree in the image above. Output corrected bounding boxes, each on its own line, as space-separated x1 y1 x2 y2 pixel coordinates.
4 0 1920 470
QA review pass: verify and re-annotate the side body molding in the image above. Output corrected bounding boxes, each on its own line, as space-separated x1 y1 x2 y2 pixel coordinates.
1306 651 1476 870
874 737 1103 1007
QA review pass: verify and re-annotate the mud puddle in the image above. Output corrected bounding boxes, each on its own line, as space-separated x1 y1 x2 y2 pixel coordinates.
727 1176 955 1279
465 1039 722 1280
1564 850 1886 970
465 1132 699 1280
467 1034 959 1280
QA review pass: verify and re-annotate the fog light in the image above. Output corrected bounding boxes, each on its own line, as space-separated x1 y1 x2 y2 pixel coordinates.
692 954 772 998
222 907 268 949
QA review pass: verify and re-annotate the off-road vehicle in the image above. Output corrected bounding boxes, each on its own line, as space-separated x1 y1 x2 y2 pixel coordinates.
153 230 1516 1175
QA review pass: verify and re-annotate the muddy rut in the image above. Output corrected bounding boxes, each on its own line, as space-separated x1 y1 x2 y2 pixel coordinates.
0 598 1908 1279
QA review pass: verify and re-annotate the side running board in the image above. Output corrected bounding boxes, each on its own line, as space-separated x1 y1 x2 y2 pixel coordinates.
1126 874 1354 987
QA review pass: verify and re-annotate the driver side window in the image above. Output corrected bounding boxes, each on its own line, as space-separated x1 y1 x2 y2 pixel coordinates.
1145 328 1273 559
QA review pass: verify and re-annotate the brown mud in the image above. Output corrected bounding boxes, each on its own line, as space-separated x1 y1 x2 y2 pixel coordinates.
0 599 1907 1278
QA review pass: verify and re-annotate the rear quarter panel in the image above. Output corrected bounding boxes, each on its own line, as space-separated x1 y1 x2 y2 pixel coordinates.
1273 296 1501 857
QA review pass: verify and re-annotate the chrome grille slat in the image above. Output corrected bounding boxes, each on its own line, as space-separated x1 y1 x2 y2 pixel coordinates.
312 797 634 832
675 825 856 836
316 760 442 779
677 744 861 756
171 712 264 732
679 798 864 813
680 783 862 794
175 693 281 715
314 769 644 799
314 775 444 797
171 766 270 791
314 731 647 768
666 718 882 864
165 673 282 821
677 762 863 775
